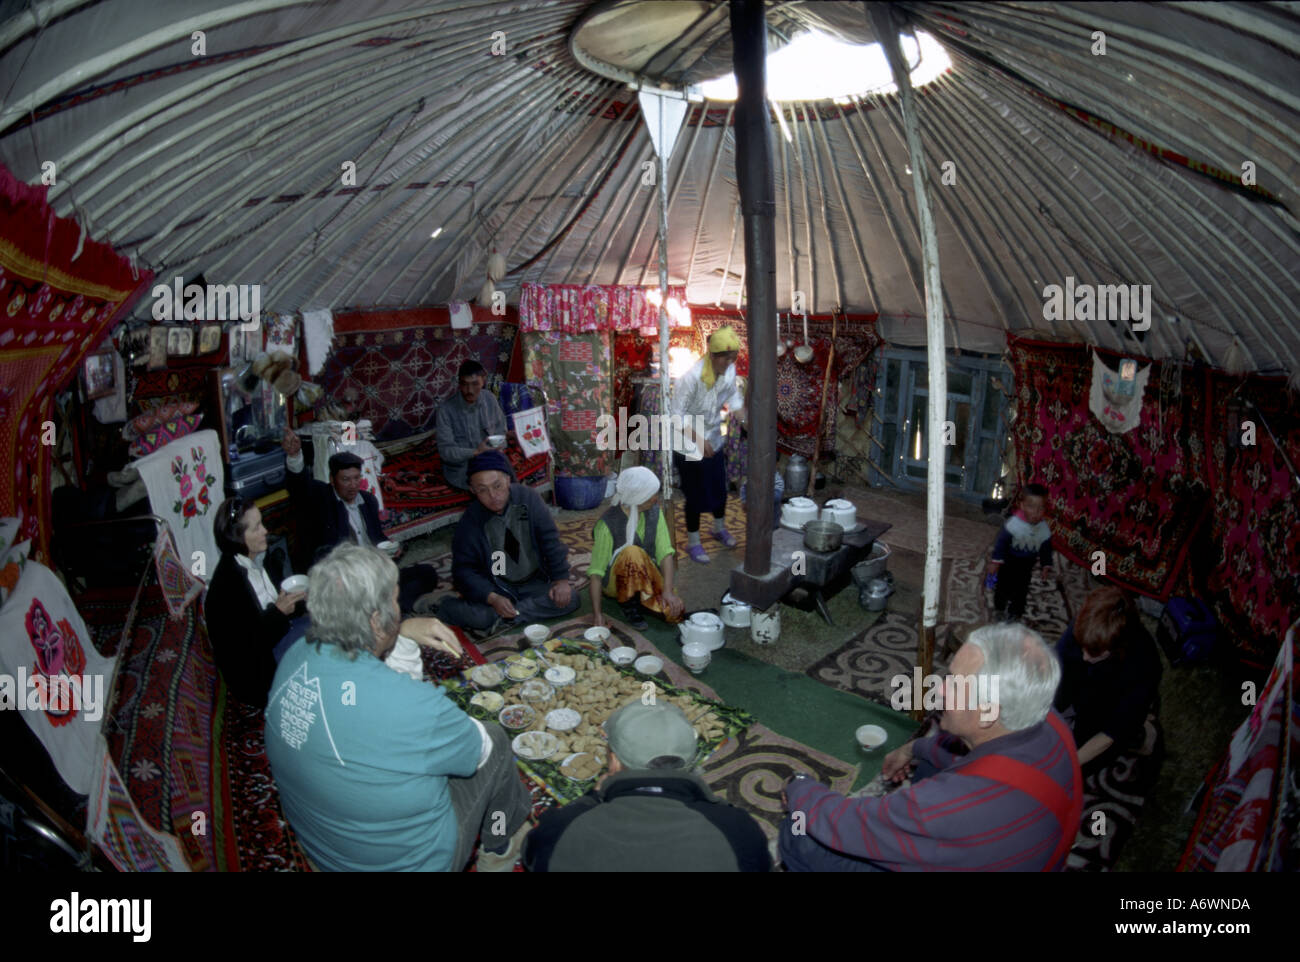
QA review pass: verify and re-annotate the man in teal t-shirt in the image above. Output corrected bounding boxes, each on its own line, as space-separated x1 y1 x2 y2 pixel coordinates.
264 544 532 871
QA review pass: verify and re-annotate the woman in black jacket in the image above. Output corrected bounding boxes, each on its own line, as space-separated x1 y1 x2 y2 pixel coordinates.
206 498 308 708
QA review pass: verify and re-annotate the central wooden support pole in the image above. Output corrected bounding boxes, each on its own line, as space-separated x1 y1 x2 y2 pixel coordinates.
870 4 947 703
730 0 777 578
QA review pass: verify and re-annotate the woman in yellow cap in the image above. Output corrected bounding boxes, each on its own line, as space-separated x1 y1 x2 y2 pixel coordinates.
670 326 746 564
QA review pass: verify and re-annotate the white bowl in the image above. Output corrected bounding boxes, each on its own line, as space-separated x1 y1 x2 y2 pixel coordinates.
512 730 559 760
559 752 601 781
634 655 663 675
856 724 888 751
519 679 555 705
376 540 399 557
487 434 507 449
609 646 636 667
682 642 711 674
470 664 504 687
584 626 612 646
523 623 550 646
280 574 309 594
498 704 535 730
504 657 539 681
470 690 504 713
544 665 576 687
545 708 582 732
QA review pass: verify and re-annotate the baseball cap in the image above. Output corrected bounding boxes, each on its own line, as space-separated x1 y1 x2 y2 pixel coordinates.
603 702 698 771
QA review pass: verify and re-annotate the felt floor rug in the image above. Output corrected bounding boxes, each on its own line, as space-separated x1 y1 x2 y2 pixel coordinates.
803 610 948 708
1067 725 1164 872
477 617 857 842
83 585 216 870
833 490 996 559
942 556 1096 646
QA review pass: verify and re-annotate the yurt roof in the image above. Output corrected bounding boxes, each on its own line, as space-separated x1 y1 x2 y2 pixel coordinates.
1 1 1296 373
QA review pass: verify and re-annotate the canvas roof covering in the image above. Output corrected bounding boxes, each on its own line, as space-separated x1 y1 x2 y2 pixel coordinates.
1 1 1296 373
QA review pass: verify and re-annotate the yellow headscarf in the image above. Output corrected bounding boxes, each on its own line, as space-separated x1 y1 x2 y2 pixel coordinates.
702 326 741 388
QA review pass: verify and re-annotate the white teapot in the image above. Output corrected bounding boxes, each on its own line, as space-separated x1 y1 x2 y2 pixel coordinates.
678 611 724 651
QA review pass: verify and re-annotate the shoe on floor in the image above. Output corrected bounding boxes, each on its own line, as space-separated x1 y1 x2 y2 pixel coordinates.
411 593 441 616
476 819 532 873
686 544 711 564
621 607 649 631
468 617 505 641
710 528 738 548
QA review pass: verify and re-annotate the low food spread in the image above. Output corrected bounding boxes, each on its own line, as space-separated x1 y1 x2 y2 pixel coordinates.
449 643 750 796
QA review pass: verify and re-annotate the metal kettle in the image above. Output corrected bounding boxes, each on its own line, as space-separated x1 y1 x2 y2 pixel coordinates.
783 454 811 499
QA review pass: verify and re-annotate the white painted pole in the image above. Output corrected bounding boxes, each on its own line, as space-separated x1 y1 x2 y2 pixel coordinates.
871 8 946 633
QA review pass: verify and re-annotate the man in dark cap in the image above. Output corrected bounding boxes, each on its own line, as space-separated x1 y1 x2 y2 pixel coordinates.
523 703 771 872
436 450 578 637
281 427 439 613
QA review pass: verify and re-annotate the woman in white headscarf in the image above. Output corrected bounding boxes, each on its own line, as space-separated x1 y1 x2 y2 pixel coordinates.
586 467 685 630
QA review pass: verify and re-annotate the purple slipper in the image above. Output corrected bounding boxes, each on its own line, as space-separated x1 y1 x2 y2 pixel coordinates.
686 544 711 564
710 528 738 548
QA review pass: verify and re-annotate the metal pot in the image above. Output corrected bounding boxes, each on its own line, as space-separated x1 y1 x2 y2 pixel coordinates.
803 520 844 553
783 455 811 498
720 593 752 628
860 577 894 611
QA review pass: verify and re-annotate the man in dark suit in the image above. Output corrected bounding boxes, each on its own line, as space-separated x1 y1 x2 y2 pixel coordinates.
281 427 439 613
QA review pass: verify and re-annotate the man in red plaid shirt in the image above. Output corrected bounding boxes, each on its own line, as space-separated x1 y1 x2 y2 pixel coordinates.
781 623 1083 871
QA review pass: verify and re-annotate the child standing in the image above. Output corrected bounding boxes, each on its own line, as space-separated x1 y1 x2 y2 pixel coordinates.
986 483 1056 620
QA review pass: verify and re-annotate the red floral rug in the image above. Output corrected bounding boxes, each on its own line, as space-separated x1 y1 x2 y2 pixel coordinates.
1008 336 1210 599
83 585 216 870
319 308 518 437
1203 372 1300 665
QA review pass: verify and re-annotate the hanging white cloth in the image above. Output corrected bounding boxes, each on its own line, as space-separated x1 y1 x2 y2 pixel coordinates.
129 429 225 581
0 561 119 795
448 300 473 330
301 308 335 377
1089 350 1150 434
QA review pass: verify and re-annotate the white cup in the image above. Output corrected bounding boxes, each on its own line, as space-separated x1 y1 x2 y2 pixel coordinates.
584 626 611 647
855 724 887 751
682 642 711 674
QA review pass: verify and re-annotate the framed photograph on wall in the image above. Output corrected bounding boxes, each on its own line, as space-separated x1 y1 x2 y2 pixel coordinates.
148 326 169 370
198 323 222 355
167 327 193 357
81 348 117 400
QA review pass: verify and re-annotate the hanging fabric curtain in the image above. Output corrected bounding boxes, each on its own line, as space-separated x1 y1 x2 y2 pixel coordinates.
518 282 688 333
0 164 153 562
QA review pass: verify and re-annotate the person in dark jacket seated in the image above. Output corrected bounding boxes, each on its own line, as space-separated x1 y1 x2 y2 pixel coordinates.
436 450 579 637
280 426 438 613
1054 585 1163 773
207 497 309 708
523 702 771 872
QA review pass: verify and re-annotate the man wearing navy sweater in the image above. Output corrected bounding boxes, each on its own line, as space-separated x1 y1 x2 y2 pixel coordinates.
781 622 1083 871
436 450 579 636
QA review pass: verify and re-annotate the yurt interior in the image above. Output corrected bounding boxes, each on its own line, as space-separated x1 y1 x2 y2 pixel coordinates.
1 0 1297 882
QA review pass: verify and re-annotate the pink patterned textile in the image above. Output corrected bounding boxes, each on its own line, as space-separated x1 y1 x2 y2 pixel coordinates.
519 283 689 333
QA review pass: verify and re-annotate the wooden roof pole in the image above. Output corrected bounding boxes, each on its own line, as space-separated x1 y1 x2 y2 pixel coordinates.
870 5 946 705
